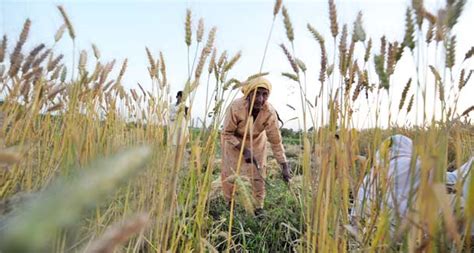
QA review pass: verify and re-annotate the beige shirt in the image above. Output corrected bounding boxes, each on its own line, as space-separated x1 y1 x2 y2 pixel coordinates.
221 97 287 170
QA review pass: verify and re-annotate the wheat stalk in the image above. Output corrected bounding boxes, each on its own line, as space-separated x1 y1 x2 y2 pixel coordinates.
60 66 67 83
328 0 338 38
426 22 435 44
10 19 31 75
130 89 139 102
459 70 472 90
282 72 299 82
57 6 75 40
407 94 414 113
307 24 327 83
445 35 456 69
345 60 358 97
374 36 389 90
145 47 156 78
462 46 474 62
54 24 66 43
399 78 412 110
8 53 23 77
159 52 167 87
402 8 415 51
223 78 241 90
234 177 255 215
185 9 192 46
92 44 101 59
307 24 324 45
30 70 42 89
78 50 87 72
50 64 63 81
32 49 51 69
429 65 441 83
364 38 372 63
424 10 437 24
223 51 241 73
346 40 355 74
273 0 282 16
90 62 103 82
280 44 298 73
412 0 424 29
217 50 227 69
195 50 209 80
22 66 37 82
46 102 63 113
208 47 216 74
319 47 328 84
47 54 64 72
205 27 216 53
136 82 146 97
380 36 387 66
386 42 399 76
100 60 116 85
22 44 45 73
20 79 31 100
352 69 367 102
47 85 66 100
86 213 149 253
352 12 366 42
461 105 474 117
0 147 151 252
445 0 466 30
296 58 307 72
282 6 294 42
246 72 269 82
195 25 216 78
0 35 7 63
197 18 204 43
0 150 21 165
338 24 347 75
435 9 446 43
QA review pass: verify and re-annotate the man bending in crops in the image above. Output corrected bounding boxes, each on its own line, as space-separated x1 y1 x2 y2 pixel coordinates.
353 134 474 231
220 77 291 216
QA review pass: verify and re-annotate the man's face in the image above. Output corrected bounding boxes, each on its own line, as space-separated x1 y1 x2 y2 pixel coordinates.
247 87 269 110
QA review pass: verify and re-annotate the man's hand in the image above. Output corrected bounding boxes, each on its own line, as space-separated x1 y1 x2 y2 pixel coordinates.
281 162 291 183
242 148 253 164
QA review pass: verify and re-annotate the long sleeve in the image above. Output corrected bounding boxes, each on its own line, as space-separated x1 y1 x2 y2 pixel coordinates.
446 157 474 185
222 105 241 147
265 111 287 164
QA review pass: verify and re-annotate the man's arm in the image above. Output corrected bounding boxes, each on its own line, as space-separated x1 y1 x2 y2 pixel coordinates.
221 105 241 148
222 104 254 163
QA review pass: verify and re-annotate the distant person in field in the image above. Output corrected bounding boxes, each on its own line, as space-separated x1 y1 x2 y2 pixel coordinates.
169 91 189 146
220 77 291 216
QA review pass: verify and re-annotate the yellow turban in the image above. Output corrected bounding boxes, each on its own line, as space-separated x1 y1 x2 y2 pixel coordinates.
241 77 272 97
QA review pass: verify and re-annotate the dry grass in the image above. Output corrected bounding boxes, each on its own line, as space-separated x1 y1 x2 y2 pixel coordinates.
0 0 473 252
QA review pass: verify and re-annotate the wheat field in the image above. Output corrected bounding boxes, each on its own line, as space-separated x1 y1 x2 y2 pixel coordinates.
1 0 474 252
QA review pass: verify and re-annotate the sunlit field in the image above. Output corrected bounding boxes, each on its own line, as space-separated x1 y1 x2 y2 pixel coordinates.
1 0 473 252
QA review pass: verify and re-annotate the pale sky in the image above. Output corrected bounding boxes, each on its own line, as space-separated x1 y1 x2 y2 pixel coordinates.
1 0 473 129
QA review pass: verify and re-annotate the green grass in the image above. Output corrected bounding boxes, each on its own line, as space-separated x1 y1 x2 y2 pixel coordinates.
207 178 302 252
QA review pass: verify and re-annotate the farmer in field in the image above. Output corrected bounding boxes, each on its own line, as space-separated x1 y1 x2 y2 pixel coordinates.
220 77 291 216
353 134 474 230
169 91 189 146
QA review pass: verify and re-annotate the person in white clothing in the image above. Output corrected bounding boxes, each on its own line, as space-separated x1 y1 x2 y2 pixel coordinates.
353 134 473 231
168 91 189 146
